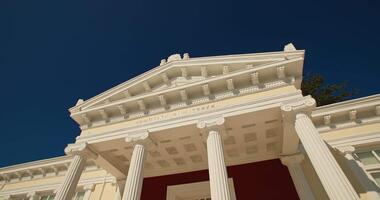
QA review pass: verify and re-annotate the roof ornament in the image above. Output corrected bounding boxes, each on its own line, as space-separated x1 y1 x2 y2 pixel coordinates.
183 53 190 59
160 59 166 66
75 99 84 106
167 54 182 62
284 43 296 52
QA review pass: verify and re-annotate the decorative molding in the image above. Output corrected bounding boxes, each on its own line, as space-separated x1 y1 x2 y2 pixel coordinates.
281 97 316 120
280 153 305 166
70 54 304 129
64 143 98 159
77 91 303 144
0 175 116 198
125 130 157 149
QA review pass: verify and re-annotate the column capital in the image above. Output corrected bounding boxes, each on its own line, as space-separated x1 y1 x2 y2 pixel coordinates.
280 153 305 166
196 116 225 129
281 97 316 122
336 146 356 155
64 143 98 159
83 184 95 191
125 130 157 149
196 116 226 137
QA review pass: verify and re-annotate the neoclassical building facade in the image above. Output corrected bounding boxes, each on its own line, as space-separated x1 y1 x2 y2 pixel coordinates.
1 44 380 200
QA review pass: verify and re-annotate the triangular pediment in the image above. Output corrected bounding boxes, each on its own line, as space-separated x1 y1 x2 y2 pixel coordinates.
70 44 304 118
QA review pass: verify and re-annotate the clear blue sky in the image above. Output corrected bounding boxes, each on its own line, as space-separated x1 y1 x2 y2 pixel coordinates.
0 0 379 167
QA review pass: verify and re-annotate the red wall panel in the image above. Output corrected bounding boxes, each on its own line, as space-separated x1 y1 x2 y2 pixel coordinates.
141 159 299 200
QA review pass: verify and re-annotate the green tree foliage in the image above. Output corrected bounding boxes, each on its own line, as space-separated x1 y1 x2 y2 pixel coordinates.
301 73 356 106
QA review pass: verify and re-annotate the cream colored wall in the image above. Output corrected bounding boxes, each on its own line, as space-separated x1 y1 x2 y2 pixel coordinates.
81 85 299 136
89 182 117 200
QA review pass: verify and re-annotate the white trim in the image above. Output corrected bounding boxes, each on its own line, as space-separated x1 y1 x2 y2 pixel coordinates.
76 91 303 144
0 175 115 198
71 50 304 112
166 178 236 200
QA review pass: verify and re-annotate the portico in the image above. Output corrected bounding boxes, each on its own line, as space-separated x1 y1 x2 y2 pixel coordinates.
51 44 360 200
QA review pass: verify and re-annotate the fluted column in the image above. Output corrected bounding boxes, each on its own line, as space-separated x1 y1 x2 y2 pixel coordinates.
337 146 380 199
122 144 146 200
55 143 97 200
197 117 231 200
281 154 315 200
55 155 86 200
295 113 359 200
207 130 231 200
83 184 95 200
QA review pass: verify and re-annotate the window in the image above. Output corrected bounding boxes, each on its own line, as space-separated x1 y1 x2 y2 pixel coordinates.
39 194 55 200
356 151 379 165
72 191 85 200
355 149 380 186
372 172 380 185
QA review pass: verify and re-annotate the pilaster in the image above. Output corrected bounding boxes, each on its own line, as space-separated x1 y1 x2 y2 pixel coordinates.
280 153 315 200
83 184 95 200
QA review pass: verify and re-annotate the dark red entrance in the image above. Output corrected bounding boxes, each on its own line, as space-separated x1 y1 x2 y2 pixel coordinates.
141 159 299 200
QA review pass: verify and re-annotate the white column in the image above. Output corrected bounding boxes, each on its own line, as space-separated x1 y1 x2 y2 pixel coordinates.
281 154 315 200
55 143 98 200
337 146 380 199
207 130 231 200
295 113 359 200
54 154 87 200
83 184 95 200
122 144 146 200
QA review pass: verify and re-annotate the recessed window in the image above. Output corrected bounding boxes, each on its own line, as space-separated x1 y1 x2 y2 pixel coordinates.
372 172 380 186
356 152 379 165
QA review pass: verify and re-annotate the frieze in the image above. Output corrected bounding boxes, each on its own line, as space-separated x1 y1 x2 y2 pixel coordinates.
134 104 217 125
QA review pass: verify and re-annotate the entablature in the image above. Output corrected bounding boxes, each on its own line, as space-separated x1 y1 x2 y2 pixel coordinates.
0 156 99 184
311 94 380 133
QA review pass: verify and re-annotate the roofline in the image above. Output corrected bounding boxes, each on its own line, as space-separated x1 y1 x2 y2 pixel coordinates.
69 49 305 112
0 155 72 174
312 94 380 117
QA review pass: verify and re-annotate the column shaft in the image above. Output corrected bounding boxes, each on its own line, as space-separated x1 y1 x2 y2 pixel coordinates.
54 155 86 200
122 144 146 200
295 113 359 200
207 130 231 200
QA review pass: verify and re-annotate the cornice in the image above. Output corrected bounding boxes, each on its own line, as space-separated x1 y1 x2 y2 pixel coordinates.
68 45 304 130
311 94 380 132
312 94 380 117
0 156 100 184
0 156 72 174
69 47 304 113
0 175 115 197
74 57 302 114
72 59 302 130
